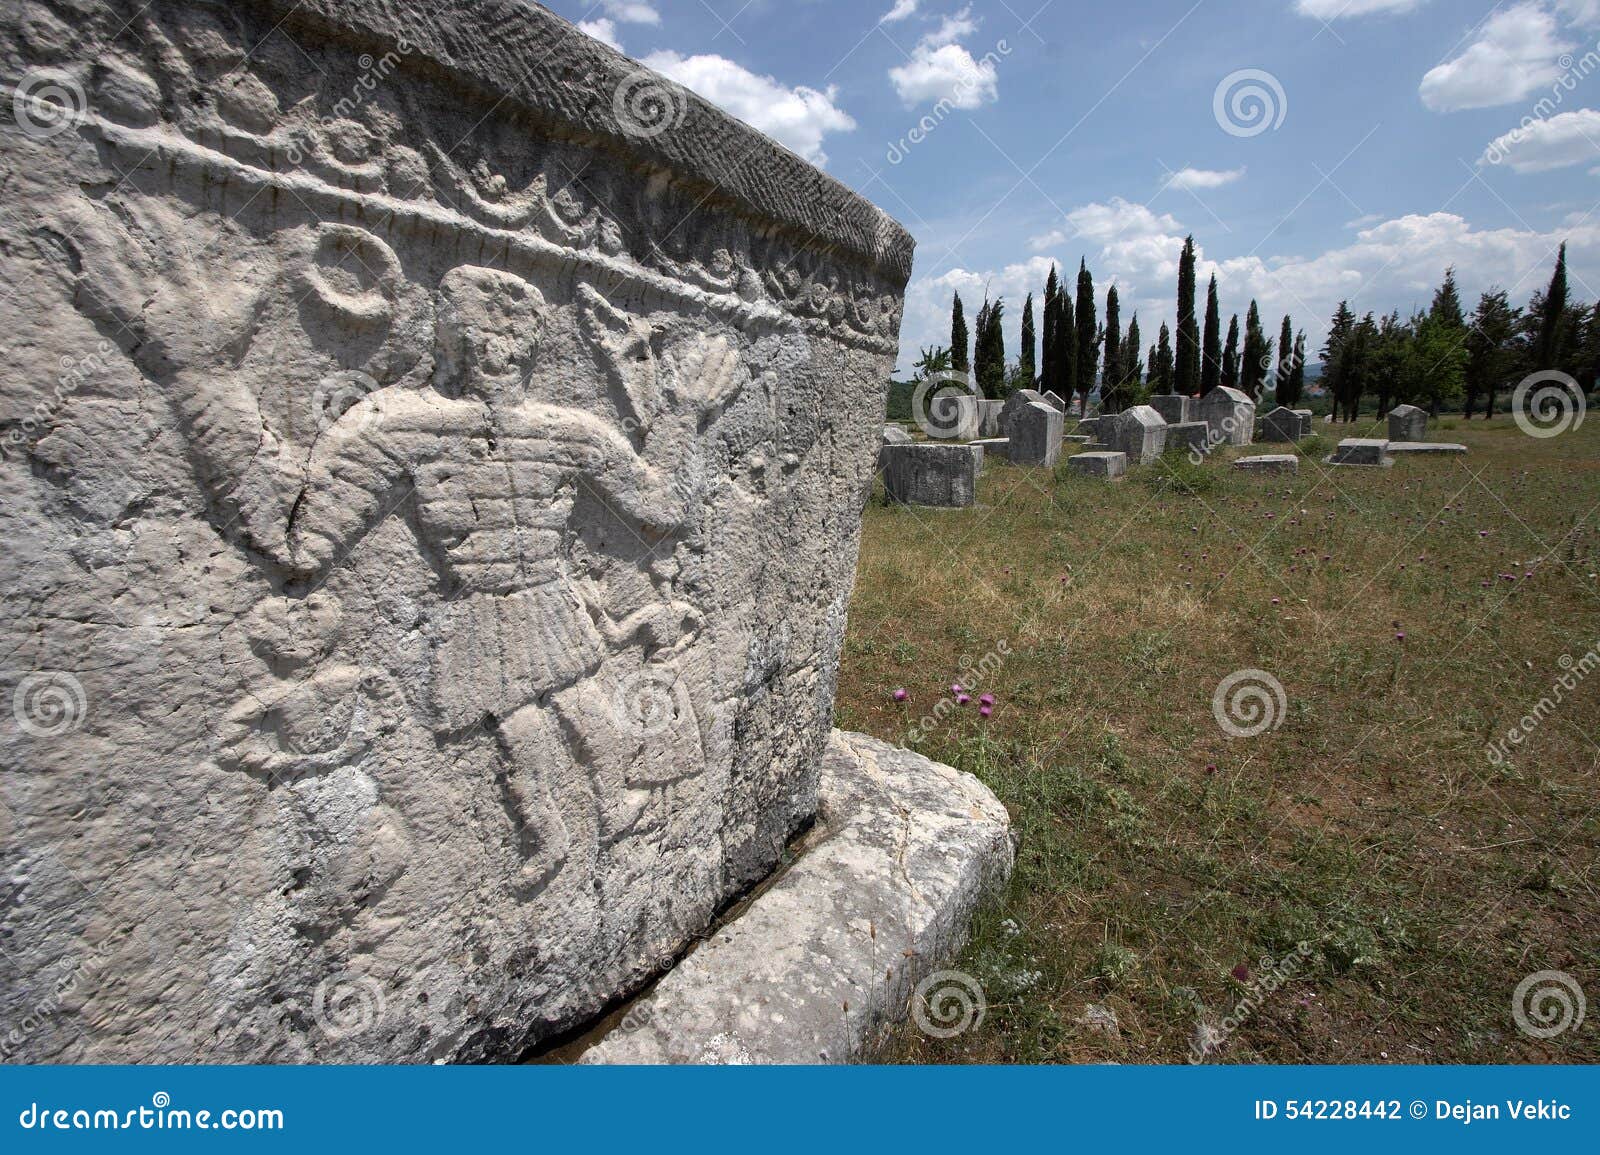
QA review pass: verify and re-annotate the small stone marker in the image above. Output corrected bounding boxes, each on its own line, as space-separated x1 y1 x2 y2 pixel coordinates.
1148 394 1196 425
1198 386 1256 447
1258 406 1304 443
1008 401 1064 467
1103 404 1168 465
1387 404 1428 442
1166 421 1210 453
1062 433 1092 444
1386 441 1468 456
978 399 1006 439
1326 438 1394 467
1233 454 1299 474
1068 451 1127 479
1041 390 1069 412
880 424 913 470
1292 409 1314 438
999 388 1045 438
881 443 983 506
1076 415 1101 438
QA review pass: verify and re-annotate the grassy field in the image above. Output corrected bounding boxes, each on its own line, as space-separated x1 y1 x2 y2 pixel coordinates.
838 414 1600 1063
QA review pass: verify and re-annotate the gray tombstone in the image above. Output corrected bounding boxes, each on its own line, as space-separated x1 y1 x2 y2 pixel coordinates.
1326 438 1394 467
1008 402 1064 467
1292 409 1314 438
978 399 1006 439
1198 387 1256 448
1148 394 1196 425
1041 390 1070 412
1166 421 1211 454
999 388 1045 437
1076 415 1101 439
1067 451 1128 479
882 443 983 506
880 424 913 471
1233 454 1299 474
1259 406 1304 443
1386 442 1468 456
1388 404 1428 442
1103 405 1168 465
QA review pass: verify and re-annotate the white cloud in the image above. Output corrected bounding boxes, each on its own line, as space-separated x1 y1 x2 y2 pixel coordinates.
603 1 660 24
578 18 623 51
1295 0 1427 16
1420 3 1574 113
887 6 1000 110
1166 166 1246 190
640 51 856 165
1556 0 1600 27
880 0 919 23
1481 108 1600 170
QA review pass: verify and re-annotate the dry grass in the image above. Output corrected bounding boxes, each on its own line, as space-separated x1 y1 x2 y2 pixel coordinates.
839 414 1600 1063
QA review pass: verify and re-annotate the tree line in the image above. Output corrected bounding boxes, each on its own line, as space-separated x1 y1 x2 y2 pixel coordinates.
916 236 1593 420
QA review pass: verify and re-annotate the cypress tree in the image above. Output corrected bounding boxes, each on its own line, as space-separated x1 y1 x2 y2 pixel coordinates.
1056 285 1077 402
950 293 970 376
1041 267 1059 393
1125 313 1142 390
1102 285 1122 412
1020 292 1037 386
1153 323 1175 393
1534 243 1569 370
1241 300 1270 401
1174 236 1199 395
1201 274 1221 396
1221 314 1241 391
1075 260 1098 412
1288 332 1307 406
973 297 1007 399
1275 314 1294 404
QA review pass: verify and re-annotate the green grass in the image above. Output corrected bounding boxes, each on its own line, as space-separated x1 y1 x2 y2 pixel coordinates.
839 415 1600 1063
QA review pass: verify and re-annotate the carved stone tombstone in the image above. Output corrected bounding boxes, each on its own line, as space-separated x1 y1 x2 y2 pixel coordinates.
1007 401 1063 468
1388 404 1428 442
1198 386 1256 448
1104 405 1168 465
0 1 912 1062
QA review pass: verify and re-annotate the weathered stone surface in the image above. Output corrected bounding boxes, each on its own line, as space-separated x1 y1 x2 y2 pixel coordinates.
1102 405 1167 465
1258 406 1304 443
879 425 913 471
1326 438 1395 467
1387 441 1468 456
1076 416 1101 439
998 388 1045 438
1148 394 1195 425
1166 421 1211 453
1388 404 1428 442
0 0 911 1062
1292 409 1314 438
881 444 982 507
1198 387 1256 448
978 399 1005 439
1062 433 1092 445
1041 390 1069 412
579 730 1014 1064
1067 452 1127 478
1008 402 1064 468
1233 454 1299 474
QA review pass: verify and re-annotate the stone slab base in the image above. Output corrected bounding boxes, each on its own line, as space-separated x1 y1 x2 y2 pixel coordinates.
1068 451 1127 478
578 731 1013 1064
1233 454 1299 474
1387 442 1468 455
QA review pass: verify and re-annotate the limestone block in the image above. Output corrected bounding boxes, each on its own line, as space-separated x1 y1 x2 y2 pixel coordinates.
1166 421 1211 453
1326 438 1394 467
1292 409 1314 438
1259 406 1304 443
879 425 913 471
1388 404 1428 442
1148 394 1196 425
1068 452 1128 479
1198 387 1256 447
978 399 1006 439
1041 390 1070 412
579 730 1013 1064
881 444 982 507
1233 454 1299 474
0 0 912 1062
998 388 1044 438
1007 402 1064 468
1103 405 1167 465
1387 442 1467 456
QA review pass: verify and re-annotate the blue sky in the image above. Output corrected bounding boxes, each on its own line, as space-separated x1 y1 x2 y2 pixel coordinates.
551 1 1600 374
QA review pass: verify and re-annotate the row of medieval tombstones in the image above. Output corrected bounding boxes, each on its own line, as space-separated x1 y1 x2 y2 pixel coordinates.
879 391 1468 508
